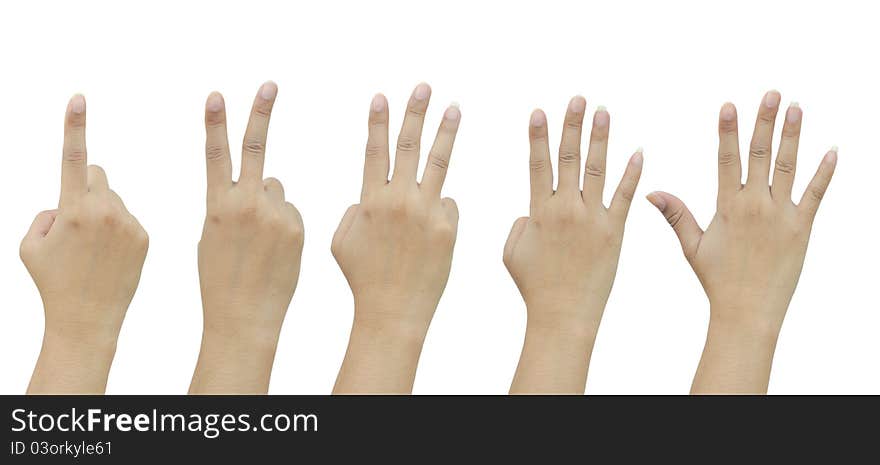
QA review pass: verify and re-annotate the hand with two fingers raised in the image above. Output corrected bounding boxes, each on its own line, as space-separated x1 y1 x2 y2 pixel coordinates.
189 82 304 394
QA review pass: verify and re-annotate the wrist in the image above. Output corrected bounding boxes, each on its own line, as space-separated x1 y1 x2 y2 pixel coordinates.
352 296 435 338
707 304 786 343
350 313 430 347
199 323 281 359
334 313 428 395
28 329 118 394
523 296 606 337
41 328 118 361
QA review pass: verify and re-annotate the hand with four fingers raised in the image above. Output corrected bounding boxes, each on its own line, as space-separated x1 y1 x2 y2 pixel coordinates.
646 91 837 394
22 95 149 394
506 97 643 394
189 82 304 394
332 83 461 394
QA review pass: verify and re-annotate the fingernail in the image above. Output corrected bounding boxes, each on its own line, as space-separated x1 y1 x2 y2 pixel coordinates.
594 106 609 128
786 102 801 123
826 146 838 163
646 192 666 211
720 103 736 121
631 150 643 166
260 81 278 100
413 83 430 101
206 92 223 112
530 110 546 127
371 93 386 112
568 96 586 113
70 95 85 114
763 90 781 109
444 103 461 122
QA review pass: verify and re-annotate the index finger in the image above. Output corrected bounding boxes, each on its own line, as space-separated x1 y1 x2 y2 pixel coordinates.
239 81 277 184
61 94 87 206
205 92 232 193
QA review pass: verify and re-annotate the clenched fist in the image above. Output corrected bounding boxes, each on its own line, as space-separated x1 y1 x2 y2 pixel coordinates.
22 95 148 394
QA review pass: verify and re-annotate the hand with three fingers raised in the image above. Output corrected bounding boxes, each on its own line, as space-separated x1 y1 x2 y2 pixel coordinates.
647 91 837 394
22 95 149 394
332 83 461 394
506 97 643 394
189 82 304 394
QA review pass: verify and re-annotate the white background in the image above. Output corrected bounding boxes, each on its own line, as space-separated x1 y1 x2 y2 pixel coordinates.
0 0 876 394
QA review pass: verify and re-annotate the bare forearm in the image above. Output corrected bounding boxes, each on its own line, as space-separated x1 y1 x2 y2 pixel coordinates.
28 332 117 394
691 309 782 394
510 302 603 395
189 328 280 394
333 312 429 394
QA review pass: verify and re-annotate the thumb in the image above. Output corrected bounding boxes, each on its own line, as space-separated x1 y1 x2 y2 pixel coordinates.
24 210 59 241
646 192 702 260
503 217 529 267
331 205 359 259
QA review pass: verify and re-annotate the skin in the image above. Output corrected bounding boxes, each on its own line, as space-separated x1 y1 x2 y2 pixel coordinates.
189 82 304 394
22 95 149 394
332 83 460 394
647 91 837 394
506 97 643 394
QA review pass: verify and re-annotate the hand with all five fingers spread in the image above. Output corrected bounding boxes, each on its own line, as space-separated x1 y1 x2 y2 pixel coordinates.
189 82 304 394
506 97 643 394
332 83 460 394
22 95 149 394
647 91 837 394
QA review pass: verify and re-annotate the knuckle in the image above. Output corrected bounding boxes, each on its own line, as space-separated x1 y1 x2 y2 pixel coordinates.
237 205 260 222
252 103 272 118
396 137 419 152
133 227 149 249
665 208 685 228
558 150 580 164
584 163 605 178
359 202 375 219
718 150 738 166
719 120 737 134
808 186 825 202
365 143 385 159
431 221 456 243
590 129 609 143
389 198 410 219
427 154 449 171
206 144 227 161
368 116 387 129
207 212 224 226
288 221 305 243
758 112 776 123
529 158 548 172
64 149 86 163
749 145 770 160
774 158 795 175
406 106 426 118
19 240 35 261
564 119 583 131
243 138 266 155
